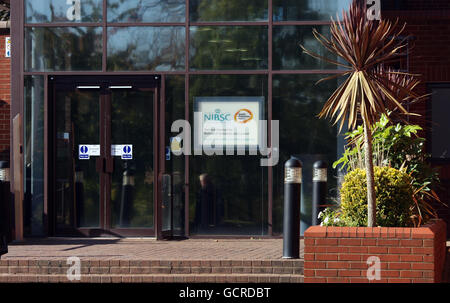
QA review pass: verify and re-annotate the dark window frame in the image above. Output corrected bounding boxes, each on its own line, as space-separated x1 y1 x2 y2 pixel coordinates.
16 0 351 238
22 0 342 74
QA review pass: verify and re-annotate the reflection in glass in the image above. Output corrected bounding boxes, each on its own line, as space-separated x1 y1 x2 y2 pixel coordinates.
24 27 102 71
165 76 186 236
107 27 185 71
273 0 352 21
24 76 45 236
190 26 268 70
273 25 337 70
25 0 103 23
272 74 339 234
111 90 154 228
190 0 267 22
189 74 268 235
431 88 450 159
107 0 185 23
55 90 100 229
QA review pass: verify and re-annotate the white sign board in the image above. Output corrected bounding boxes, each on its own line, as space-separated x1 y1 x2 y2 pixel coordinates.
78 144 100 160
5 37 10 58
111 144 133 159
78 144 133 160
194 97 263 150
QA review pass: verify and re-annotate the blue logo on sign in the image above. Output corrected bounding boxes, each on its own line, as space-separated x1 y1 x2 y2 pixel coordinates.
204 109 231 122
79 145 89 159
122 145 132 159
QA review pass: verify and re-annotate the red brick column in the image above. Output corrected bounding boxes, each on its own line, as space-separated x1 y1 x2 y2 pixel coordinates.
304 220 447 283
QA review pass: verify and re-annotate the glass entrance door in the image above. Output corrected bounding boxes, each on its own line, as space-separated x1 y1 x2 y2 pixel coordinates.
54 89 101 230
51 76 159 236
109 89 155 230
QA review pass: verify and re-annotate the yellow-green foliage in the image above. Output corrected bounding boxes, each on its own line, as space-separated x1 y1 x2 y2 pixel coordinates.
340 166 414 227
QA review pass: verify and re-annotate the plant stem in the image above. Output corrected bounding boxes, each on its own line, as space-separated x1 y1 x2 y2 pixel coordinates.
363 117 377 227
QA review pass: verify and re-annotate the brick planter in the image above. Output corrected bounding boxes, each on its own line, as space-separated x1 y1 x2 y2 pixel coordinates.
304 219 447 283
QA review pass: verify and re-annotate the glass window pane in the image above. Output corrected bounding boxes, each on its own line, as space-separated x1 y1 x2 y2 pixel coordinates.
189 74 268 235
431 87 450 159
190 26 267 70
55 90 101 229
273 25 337 70
107 0 185 23
190 0 268 22
24 75 45 236
107 27 185 71
24 27 103 71
272 74 339 234
273 0 352 21
165 75 185 236
111 90 154 228
25 0 103 23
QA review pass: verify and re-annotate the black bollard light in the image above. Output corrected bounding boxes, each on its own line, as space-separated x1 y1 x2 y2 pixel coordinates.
119 163 135 227
312 160 327 226
283 157 302 259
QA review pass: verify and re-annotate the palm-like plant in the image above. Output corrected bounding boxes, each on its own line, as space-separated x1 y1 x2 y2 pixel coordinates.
301 1 421 227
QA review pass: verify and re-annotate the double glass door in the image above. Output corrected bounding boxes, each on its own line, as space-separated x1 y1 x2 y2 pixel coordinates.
51 76 159 236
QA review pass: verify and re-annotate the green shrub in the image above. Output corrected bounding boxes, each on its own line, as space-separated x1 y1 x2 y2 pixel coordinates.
333 113 444 226
340 166 414 227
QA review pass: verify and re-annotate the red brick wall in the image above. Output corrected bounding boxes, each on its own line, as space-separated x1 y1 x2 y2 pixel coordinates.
0 30 10 162
383 4 450 236
304 220 447 283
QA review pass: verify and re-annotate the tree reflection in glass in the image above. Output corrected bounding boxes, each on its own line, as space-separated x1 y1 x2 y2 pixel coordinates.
190 0 267 22
107 0 185 23
190 26 268 70
25 0 103 23
24 27 102 71
273 25 337 70
107 27 185 71
273 0 352 21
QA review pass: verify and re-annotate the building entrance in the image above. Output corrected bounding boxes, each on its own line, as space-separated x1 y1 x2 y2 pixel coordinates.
49 76 160 236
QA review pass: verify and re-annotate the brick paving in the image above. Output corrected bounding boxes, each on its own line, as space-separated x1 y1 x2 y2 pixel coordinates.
2 238 304 260
0 238 305 283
